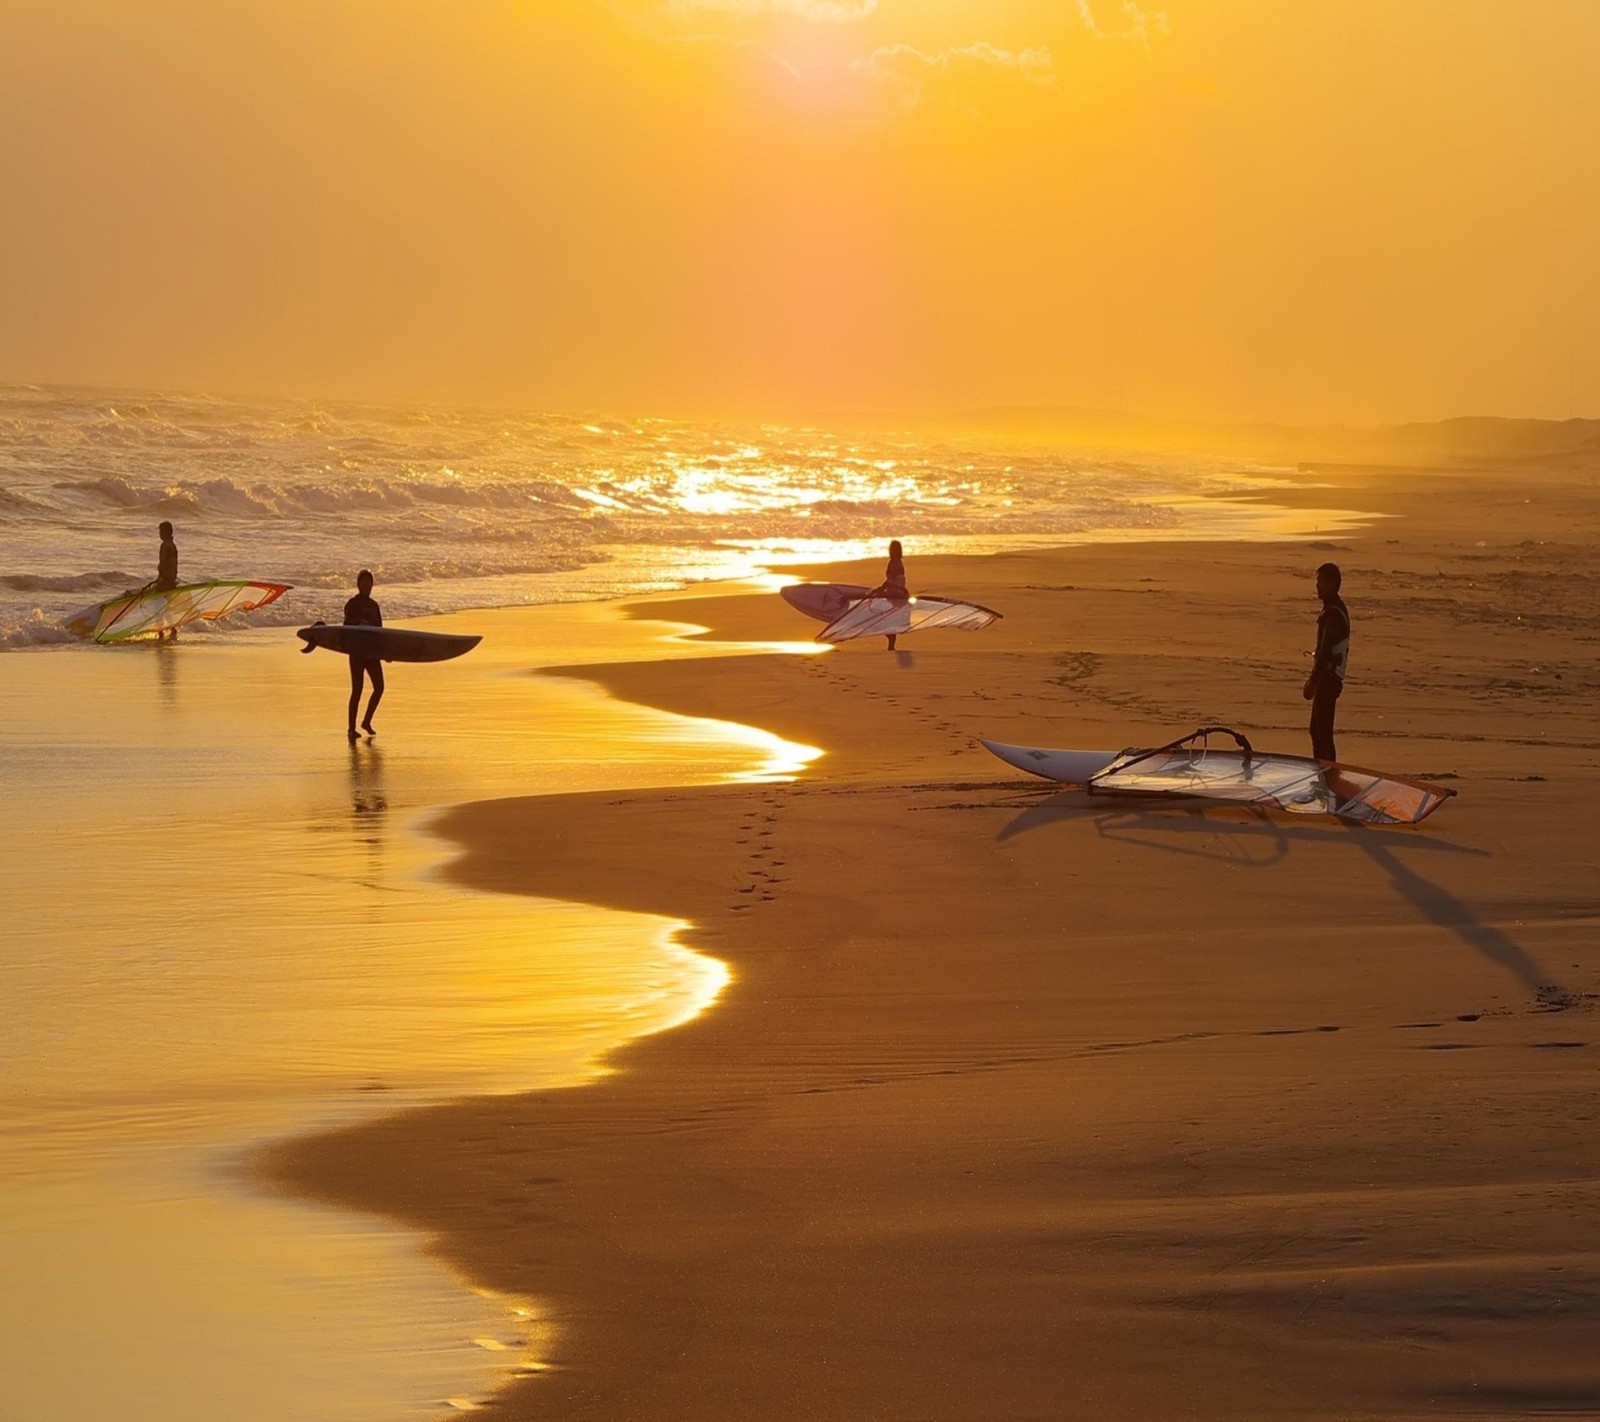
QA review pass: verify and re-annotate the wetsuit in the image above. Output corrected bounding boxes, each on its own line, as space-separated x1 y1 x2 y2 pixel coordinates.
343 592 384 732
876 553 909 650
1308 593 1350 761
156 537 178 592
880 552 908 601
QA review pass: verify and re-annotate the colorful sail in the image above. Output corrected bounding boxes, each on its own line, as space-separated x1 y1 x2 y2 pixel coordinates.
817 594 1001 644
67 580 292 643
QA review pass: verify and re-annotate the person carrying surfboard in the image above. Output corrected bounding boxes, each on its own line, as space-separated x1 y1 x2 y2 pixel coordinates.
1303 561 1350 762
344 570 385 741
867 539 909 651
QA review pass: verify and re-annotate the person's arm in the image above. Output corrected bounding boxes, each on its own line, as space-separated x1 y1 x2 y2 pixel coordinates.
1304 609 1328 698
867 559 904 599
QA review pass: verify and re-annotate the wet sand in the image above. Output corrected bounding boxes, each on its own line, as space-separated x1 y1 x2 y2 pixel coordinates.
269 460 1600 1419
0 601 819 1421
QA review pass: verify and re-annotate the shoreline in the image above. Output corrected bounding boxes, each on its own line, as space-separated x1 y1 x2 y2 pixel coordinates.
0 594 832 1422
265 460 1600 1418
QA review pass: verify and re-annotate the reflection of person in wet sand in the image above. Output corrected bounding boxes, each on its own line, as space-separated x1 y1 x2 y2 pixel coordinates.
348 741 387 817
344 570 384 742
867 539 909 652
155 521 179 640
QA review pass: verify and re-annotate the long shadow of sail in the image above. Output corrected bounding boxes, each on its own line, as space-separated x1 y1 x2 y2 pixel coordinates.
993 790 1565 1002
1347 827 1567 1004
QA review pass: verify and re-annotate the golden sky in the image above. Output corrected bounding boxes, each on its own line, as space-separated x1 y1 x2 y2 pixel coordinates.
2 0 1596 423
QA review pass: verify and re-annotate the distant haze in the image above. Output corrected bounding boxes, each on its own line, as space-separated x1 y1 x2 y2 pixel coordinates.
3 0 1597 423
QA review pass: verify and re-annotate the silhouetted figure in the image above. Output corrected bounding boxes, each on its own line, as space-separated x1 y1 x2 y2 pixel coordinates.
868 539 909 651
344 569 384 741
155 522 178 590
155 520 180 640
1303 561 1350 762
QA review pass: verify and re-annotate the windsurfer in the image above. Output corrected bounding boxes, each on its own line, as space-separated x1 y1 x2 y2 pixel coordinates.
867 539 909 651
155 521 179 640
344 569 384 741
1303 562 1350 761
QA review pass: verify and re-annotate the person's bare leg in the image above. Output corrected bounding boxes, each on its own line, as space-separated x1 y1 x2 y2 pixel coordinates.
348 658 364 740
362 663 385 735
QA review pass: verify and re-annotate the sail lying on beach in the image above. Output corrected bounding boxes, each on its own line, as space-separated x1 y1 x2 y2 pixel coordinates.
817 594 1001 644
982 726 1456 825
67 580 292 643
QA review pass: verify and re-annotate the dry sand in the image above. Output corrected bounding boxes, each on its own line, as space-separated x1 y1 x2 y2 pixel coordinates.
267 461 1600 1419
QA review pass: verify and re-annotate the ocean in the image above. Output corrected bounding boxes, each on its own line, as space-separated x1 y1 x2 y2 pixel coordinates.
1 383 1324 648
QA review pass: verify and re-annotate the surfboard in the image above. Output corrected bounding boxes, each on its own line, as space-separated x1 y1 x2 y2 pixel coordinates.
296 623 482 663
780 583 873 624
980 741 1119 784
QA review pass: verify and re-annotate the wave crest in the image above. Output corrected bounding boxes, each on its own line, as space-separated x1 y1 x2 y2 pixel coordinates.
0 570 141 593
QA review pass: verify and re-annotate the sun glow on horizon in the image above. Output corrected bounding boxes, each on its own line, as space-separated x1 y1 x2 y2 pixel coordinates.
1 1 1597 423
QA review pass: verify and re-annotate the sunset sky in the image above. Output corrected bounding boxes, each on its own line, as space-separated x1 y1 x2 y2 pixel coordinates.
2 0 1596 423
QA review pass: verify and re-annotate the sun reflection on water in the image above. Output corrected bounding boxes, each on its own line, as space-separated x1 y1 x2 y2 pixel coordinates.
721 719 824 783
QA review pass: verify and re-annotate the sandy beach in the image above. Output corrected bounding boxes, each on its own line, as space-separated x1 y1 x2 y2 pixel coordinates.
262 458 1600 1419
10 3 1600 1415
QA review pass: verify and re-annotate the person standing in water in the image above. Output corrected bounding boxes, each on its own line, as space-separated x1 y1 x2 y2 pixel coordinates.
868 539 909 651
154 521 180 640
344 569 384 741
155 522 179 590
1302 561 1350 762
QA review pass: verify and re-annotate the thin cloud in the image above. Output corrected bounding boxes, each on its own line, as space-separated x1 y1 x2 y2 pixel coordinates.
855 41 1057 111
1073 0 1169 47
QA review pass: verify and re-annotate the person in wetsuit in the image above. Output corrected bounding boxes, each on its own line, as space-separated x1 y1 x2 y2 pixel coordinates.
868 539 909 651
1302 561 1350 762
344 569 384 741
154 521 180 640
156 522 179 590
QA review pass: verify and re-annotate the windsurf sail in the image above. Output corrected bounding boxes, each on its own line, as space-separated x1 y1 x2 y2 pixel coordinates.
1083 726 1455 825
817 594 1001 644
67 580 292 643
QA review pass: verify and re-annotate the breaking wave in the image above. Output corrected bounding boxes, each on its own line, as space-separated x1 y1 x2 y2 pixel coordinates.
0 570 141 593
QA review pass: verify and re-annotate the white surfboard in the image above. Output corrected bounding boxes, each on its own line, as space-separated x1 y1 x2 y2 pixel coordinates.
979 740 1119 784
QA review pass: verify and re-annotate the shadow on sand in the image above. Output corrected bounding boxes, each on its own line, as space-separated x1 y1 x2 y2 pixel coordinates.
995 791 1568 1004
